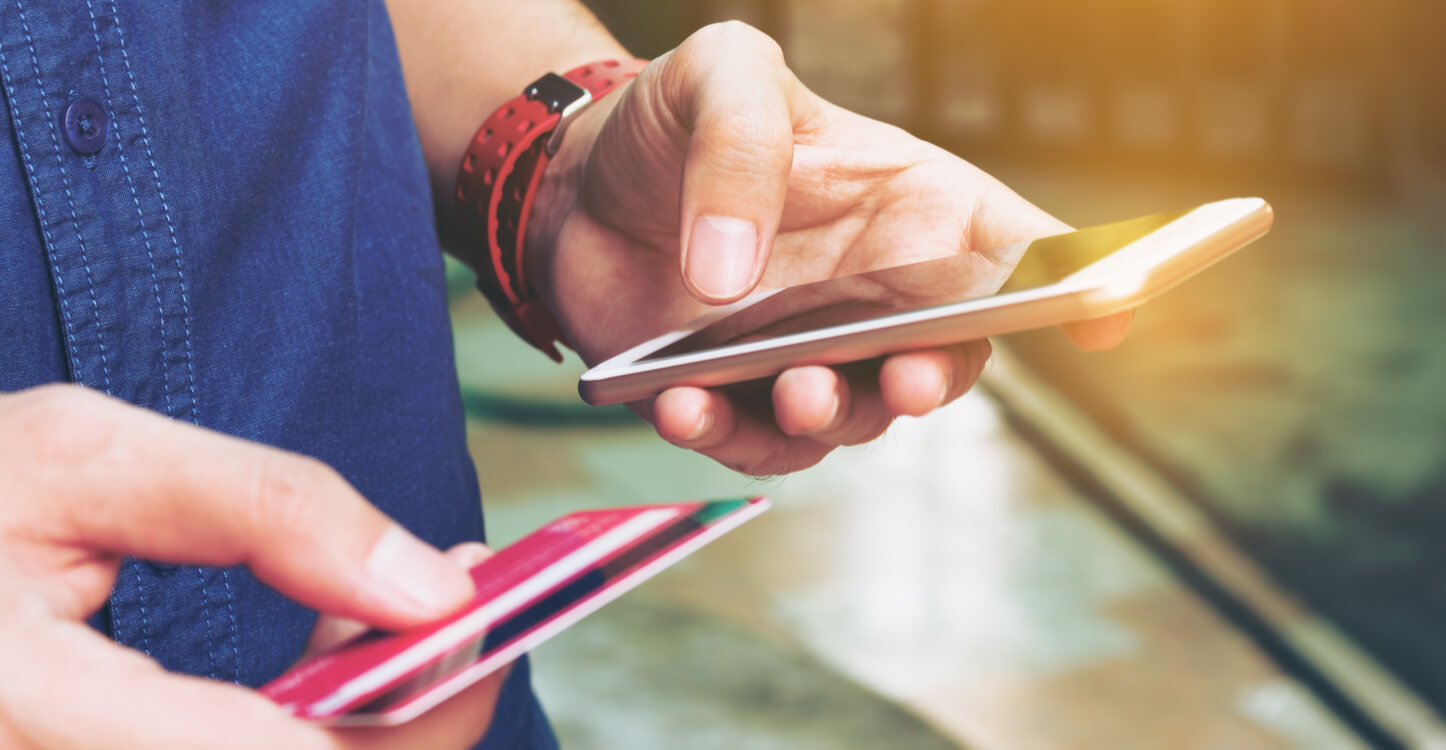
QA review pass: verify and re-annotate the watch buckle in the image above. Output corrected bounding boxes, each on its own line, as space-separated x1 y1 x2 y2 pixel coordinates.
526 73 594 156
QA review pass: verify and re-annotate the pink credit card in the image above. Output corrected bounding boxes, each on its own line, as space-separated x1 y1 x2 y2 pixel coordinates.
261 497 769 727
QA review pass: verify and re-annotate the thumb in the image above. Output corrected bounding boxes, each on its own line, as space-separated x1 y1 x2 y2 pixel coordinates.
665 22 808 303
304 542 492 658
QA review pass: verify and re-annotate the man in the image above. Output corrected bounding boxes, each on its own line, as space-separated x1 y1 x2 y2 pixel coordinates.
0 1 1127 747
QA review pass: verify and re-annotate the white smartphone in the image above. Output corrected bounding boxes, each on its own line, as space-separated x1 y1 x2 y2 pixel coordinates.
580 197 1274 406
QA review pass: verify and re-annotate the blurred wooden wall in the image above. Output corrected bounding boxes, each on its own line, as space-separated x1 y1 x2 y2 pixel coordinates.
582 0 1443 184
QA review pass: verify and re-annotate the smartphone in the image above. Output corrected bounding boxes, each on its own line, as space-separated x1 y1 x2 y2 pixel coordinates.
579 198 1273 406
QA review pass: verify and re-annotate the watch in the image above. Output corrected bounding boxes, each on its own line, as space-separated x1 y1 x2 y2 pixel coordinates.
455 59 648 362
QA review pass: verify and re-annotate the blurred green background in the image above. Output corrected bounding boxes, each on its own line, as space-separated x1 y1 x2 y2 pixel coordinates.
457 2 1446 747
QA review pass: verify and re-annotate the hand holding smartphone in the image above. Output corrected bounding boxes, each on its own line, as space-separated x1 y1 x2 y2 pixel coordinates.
580 198 1274 405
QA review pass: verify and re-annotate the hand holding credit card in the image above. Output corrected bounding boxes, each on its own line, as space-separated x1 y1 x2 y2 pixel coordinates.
262 497 769 726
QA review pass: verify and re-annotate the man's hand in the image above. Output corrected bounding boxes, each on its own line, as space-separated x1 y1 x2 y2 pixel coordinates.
0 385 502 750
524 22 1132 476
386 2 1130 476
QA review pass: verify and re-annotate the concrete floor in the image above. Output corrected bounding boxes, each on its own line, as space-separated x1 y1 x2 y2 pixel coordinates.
993 166 1446 720
453 295 1366 750
574 0 1446 737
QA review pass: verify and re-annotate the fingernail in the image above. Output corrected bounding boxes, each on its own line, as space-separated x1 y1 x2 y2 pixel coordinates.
687 215 758 300
444 542 494 569
826 392 843 429
682 410 714 442
936 373 952 407
366 526 476 618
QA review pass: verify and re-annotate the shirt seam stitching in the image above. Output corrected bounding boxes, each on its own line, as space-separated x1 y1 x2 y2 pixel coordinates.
110 0 234 674
84 0 174 419
109 0 198 424
0 22 82 376
16 0 114 393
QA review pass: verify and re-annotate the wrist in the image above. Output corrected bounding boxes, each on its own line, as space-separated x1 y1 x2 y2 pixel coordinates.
452 59 645 361
387 0 629 210
430 39 630 210
522 85 623 312
428 40 629 250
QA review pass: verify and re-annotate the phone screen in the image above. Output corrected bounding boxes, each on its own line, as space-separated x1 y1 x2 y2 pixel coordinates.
641 209 1186 361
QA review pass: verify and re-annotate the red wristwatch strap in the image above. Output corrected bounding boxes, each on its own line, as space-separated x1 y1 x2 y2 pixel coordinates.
456 59 648 362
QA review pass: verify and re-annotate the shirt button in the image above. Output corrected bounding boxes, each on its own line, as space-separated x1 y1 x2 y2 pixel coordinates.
61 96 109 154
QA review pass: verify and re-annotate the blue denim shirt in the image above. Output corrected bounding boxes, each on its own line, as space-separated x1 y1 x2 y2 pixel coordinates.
0 2 555 747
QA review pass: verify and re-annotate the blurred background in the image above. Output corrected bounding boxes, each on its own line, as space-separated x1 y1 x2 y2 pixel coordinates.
450 1 1446 748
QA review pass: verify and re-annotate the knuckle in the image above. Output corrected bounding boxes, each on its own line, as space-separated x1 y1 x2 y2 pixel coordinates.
696 109 793 173
4 385 117 467
9 383 91 423
691 21 783 64
703 107 790 149
247 451 338 534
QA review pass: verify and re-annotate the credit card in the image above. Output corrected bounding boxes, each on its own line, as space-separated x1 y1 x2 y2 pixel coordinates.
261 497 769 726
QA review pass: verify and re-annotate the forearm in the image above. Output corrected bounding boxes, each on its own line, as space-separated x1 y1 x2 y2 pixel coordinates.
385 0 629 211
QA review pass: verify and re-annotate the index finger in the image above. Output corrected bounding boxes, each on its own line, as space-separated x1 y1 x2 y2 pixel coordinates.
2 386 474 629
966 180 1134 351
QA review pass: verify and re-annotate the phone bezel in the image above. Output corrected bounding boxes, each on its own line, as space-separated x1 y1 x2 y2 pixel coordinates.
579 197 1274 406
